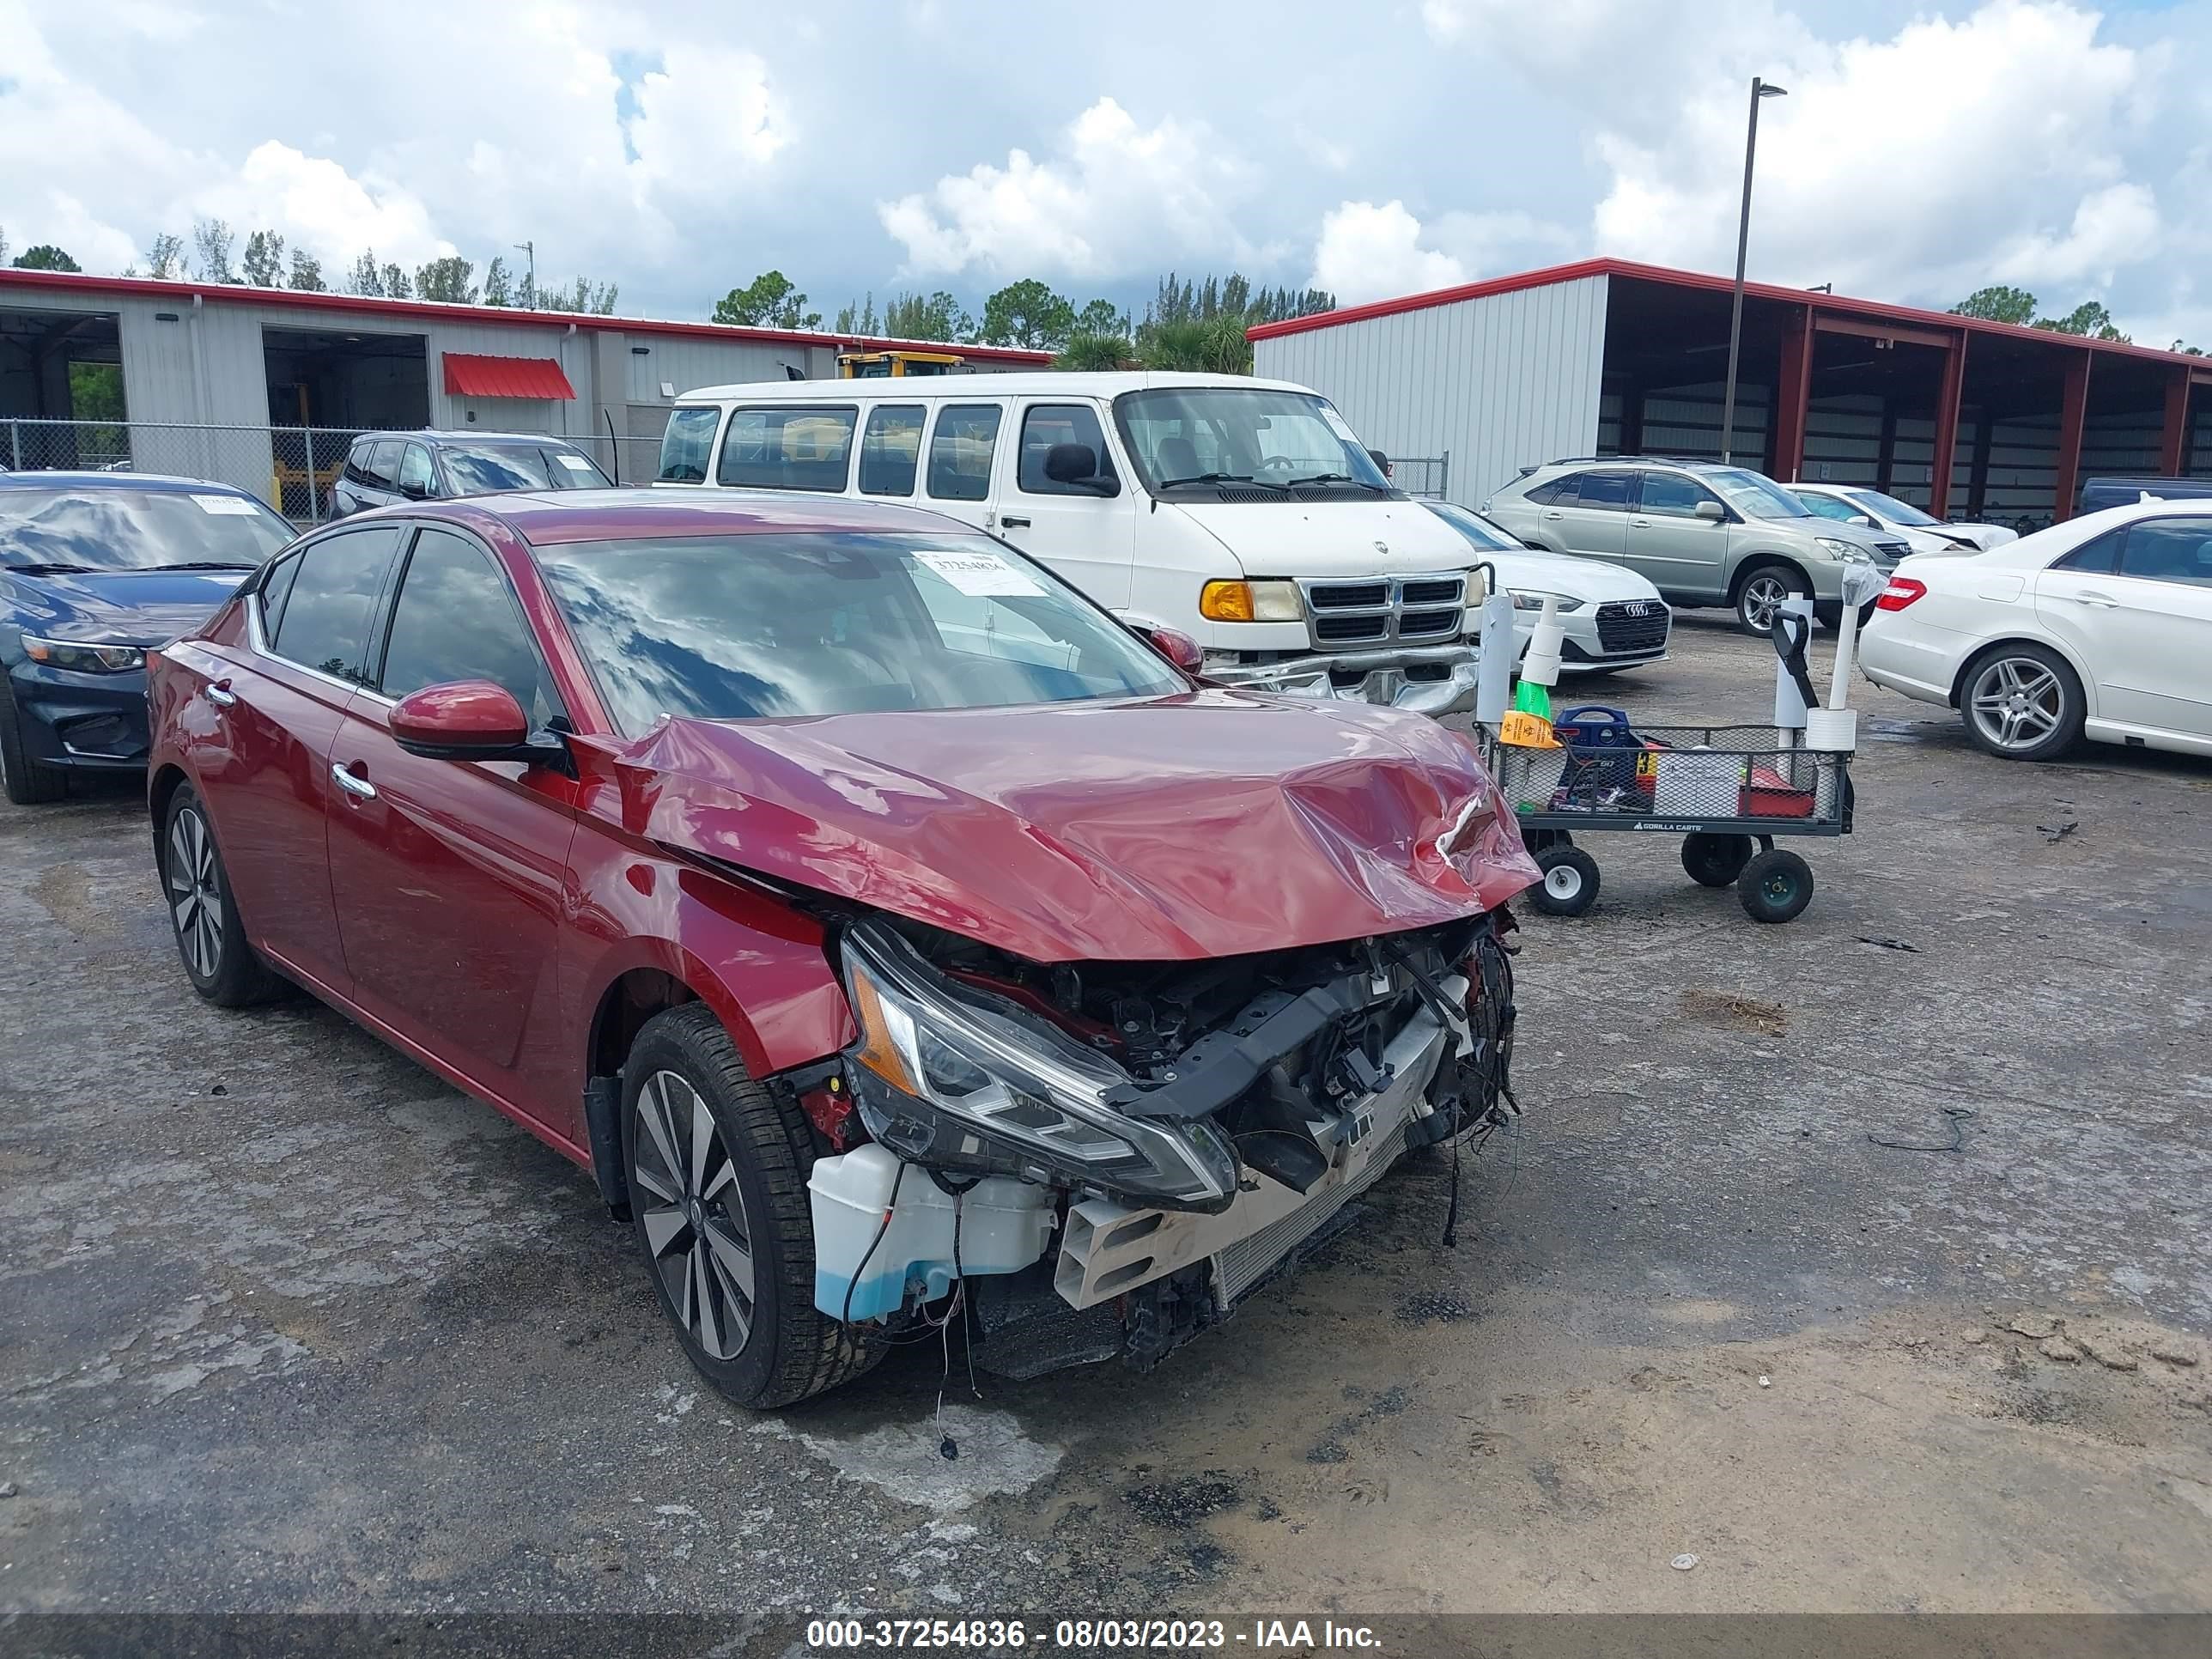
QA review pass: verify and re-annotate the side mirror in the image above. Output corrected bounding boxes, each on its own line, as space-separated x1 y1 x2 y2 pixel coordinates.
1366 447 1391 477
1042 442 1120 496
1693 500 1726 521
398 478 430 501
390 680 558 763
1850 514 1877 528
1139 625 1204 675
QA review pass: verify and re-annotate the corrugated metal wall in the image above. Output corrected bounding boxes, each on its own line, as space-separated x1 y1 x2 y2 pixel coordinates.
1251 273 1608 508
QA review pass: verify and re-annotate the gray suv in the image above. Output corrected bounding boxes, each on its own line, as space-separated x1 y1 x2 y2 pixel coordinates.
1484 458 1907 634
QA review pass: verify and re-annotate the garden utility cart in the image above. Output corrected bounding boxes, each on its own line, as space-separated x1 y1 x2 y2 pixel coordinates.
1480 706 1855 923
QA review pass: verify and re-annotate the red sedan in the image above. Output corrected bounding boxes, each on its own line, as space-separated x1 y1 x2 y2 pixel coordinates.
147 490 1535 1406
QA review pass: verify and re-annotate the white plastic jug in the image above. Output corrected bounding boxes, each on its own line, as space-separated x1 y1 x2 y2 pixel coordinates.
808 1144 1057 1321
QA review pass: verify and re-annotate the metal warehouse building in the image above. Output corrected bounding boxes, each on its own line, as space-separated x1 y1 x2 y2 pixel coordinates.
1250 257 2212 532
0 269 1045 516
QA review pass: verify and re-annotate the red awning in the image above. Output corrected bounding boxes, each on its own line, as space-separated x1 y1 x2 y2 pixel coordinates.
441 352 576 399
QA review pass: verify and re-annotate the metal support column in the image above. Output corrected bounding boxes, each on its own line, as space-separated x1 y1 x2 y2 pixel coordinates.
2051 352 2092 523
2159 368 2190 478
1770 305 1814 483
1929 334 1966 520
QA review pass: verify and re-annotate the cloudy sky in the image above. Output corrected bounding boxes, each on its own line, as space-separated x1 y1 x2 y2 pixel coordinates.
3 0 2209 343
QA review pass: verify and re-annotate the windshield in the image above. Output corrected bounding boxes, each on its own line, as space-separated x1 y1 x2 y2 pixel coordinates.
1848 489 1939 527
0 486 295 571
1704 468 1813 520
441 442 611 494
1115 388 1393 493
535 530 1186 734
1426 501 1522 552
656 407 721 483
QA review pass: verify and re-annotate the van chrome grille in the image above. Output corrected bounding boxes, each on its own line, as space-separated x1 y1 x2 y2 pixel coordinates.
1297 572 1467 648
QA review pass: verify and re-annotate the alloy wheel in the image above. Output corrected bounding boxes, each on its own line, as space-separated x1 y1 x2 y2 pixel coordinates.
1740 573 1791 633
632 1070 757 1360
1968 657 2063 752
166 808 224 978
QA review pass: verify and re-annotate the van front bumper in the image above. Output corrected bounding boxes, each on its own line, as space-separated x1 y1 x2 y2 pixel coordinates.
1203 644 1480 717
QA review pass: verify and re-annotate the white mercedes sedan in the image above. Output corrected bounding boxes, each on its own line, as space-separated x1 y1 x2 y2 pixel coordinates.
1860 499 2212 761
1425 501 1671 673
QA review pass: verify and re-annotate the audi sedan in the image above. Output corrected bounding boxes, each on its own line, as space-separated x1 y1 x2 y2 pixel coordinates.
1425 501 1671 673
147 491 1537 1407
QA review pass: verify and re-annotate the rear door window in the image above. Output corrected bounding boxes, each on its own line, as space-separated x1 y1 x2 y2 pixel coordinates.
927 404 1004 501
2053 527 2124 574
657 407 721 483
267 524 404 684
717 405 859 491
1018 404 1116 495
858 405 927 496
1576 471 1634 511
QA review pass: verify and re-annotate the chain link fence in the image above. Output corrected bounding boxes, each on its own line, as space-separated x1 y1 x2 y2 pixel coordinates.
3 417 657 523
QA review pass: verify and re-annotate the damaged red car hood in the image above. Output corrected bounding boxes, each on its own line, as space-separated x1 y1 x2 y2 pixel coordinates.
599 690 1537 962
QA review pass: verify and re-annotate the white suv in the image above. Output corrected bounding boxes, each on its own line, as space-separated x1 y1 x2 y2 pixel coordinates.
1485 458 1905 634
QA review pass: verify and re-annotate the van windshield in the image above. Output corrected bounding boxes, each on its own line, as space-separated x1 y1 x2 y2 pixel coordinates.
1115 388 1395 496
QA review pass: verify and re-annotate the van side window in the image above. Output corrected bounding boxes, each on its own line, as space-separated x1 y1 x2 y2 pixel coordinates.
718 406 858 491
927 405 1004 501
1018 404 1116 495
858 405 927 496
658 406 720 483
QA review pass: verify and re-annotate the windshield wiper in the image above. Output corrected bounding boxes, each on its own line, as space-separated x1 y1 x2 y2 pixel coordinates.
144 562 260 572
1286 472 1391 493
1155 471 1286 491
1 562 100 575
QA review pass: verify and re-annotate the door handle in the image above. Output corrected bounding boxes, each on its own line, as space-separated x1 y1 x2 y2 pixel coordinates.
1000 514 1031 529
204 681 237 708
2074 590 2119 608
330 763 378 802
1542 509 1564 520
1629 517 1651 526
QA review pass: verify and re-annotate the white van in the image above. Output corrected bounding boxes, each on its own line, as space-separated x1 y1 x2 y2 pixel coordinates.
653 373 1485 714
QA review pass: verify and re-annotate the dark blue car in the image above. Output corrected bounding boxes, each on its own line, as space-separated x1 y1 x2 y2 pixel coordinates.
1 472 295 804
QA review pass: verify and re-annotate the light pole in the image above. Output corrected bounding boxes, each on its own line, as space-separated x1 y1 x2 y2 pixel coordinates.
514 240 536 306
1719 76 1787 465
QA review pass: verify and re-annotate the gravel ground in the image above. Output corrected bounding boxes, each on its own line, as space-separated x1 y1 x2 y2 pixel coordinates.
3 615 2209 1626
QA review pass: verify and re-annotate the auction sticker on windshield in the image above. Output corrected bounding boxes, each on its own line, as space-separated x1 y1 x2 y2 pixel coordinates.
191 494 261 515
556 453 595 471
915 549 1043 598
1319 405 1362 446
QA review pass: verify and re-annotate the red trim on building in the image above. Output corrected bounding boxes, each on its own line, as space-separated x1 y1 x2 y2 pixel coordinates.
443 352 576 399
0 268 1054 364
1245 255 2211 373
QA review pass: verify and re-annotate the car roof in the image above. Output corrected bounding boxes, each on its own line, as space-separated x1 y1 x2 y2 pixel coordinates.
352 430 593 447
404 487 985 547
673 370 1316 403
0 470 265 497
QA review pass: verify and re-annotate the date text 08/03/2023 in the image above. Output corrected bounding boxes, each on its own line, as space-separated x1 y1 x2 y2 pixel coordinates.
802 1619 1384 1650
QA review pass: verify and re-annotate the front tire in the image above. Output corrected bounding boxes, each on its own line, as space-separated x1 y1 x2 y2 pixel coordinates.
1531 844 1600 916
1735 564 1809 636
161 784 284 1006
1737 848 1814 923
1959 643 2083 762
622 1003 878 1408
0 678 67 805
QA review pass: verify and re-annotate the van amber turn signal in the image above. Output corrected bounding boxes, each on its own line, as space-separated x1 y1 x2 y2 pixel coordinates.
1199 579 1303 622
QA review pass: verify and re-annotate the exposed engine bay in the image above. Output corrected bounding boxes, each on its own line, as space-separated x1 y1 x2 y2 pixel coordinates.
801 906 1520 1379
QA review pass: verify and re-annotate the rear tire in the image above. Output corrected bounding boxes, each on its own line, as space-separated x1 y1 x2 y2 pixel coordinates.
1531 844 1600 917
1958 642 2084 763
0 678 68 805
1681 832 1753 888
1735 564 1809 636
622 1003 879 1408
161 784 285 1006
1737 848 1814 923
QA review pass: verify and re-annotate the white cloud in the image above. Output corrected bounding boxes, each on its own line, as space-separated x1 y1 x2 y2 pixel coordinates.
878 98 1260 280
1310 201 1468 303
1989 182 2161 289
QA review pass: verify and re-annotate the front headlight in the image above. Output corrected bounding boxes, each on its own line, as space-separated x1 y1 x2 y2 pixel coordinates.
21 636 146 673
840 925 1238 1211
1814 538 1874 563
1199 578 1303 623
1509 590 1586 613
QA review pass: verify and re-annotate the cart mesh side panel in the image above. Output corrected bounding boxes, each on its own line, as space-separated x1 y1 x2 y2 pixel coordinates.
1488 724 1849 829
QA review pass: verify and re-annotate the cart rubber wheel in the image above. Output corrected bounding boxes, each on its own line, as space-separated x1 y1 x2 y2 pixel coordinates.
1681 832 1754 888
1533 844 1600 917
1737 848 1814 923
